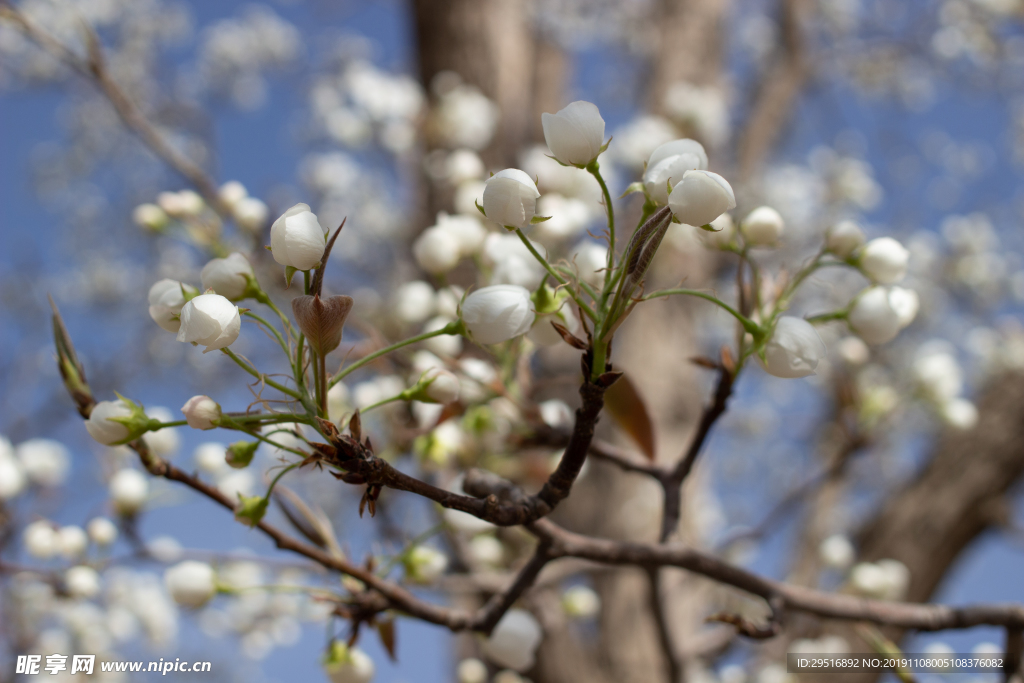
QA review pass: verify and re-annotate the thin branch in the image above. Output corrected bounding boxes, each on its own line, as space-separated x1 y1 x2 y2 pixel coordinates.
648 567 683 683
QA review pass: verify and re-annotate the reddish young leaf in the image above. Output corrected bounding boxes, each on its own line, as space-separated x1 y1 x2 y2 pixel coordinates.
603 372 657 461
377 619 397 661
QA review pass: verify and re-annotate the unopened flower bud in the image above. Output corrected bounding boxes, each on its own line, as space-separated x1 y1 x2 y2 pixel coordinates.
888 286 919 328
58 525 88 558
668 170 736 227
323 642 375 683
460 285 535 345
760 317 826 379
291 294 354 356
562 585 601 618
234 197 269 233
218 180 248 210
226 441 259 469
421 368 461 404
643 139 709 205
177 293 241 353
109 468 148 515
24 520 57 559
481 609 543 672
85 400 133 445
819 534 855 570
270 203 327 271
859 237 909 284
200 253 255 301
148 279 198 333
847 286 903 345
165 560 217 608
541 100 606 167
740 206 784 246
482 169 541 230
181 395 222 430
158 190 204 218
413 226 462 274
234 493 269 527
826 220 865 258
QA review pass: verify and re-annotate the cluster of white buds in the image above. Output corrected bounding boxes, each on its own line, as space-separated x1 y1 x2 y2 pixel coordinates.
218 180 269 232
849 559 910 600
912 343 978 430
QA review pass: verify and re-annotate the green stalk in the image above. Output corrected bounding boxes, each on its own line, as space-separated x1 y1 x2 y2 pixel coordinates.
644 288 762 336
586 161 615 295
328 323 459 388
512 228 597 322
221 348 305 401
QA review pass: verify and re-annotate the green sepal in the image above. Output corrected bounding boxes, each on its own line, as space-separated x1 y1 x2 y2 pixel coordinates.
226 441 259 469
474 199 487 218
529 215 552 224
620 181 645 199
234 493 269 527
284 266 300 288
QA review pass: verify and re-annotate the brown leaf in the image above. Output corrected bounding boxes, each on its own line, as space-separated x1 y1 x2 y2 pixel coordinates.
551 321 588 350
291 294 354 356
376 619 397 661
720 345 736 375
349 410 362 442
689 356 720 370
603 373 657 461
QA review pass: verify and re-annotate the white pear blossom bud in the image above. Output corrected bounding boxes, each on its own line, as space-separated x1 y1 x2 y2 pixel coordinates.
761 317 826 379
826 220 865 258
109 469 149 515
200 253 255 301
24 520 58 559
740 206 784 246
562 585 601 618
132 203 169 231
0 448 25 500
819 534 855 570
859 237 909 284
643 139 709 205
457 658 488 683
270 203 327 270
66 565 102 599
58 525 88 558
423 368 461 404
176 293 241 353
413 226 462 274
541 100 606 167
158 190 204 218
698 213 734 249
481 609 543 672
16 438 70 487
218 180 248 209
85 400 133 445
668 169 736 227
850 562 888 597
482 169 541 230
887 286 919 328
404 545 449 584
461 285 535 344
165 560 217 608
394 280 437 325
913 346 963 403
941 398 978 430
324 644 375 683
87 517 118 546
181 395 222 430
148 279 196 333
234 197 269 232
847 286 902 345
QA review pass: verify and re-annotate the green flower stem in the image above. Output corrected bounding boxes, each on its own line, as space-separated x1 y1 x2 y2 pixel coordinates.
512 228 597 322
555 265 600 303
247 428 308 458
221 348 305 401
359 394 403 414
217 412 314 427
147 420 188 430
263 461 301 498
806 309 850 325
586 161 615 293
304 270 322 414
242 311 291 359
644 288 763 336
328 323 459 388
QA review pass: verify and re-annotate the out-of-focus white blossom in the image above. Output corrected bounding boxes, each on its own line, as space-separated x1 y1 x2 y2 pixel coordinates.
859 237 909 284
562 585 601 618
158 190 205 218
435 78 500 150
913 346 964 403
837 337 870 365
539 399 573 431
481 609 543 672
423 317 463 357
218 180 248 209
143 407 180 456
461 285 535 344
570 241 609 289
24 520 57 559
176 293 241 353
941 398 978 430
404 545 449 584
270 203 327 271
109 469 149 515
132 203 169 231
484 233 547 290
761 317 826 379
393 280 437 325
741 206 784 246
457 658 488 683
15 438 70 487
0 442 26 500
422 368 460 404
414 225 462 274
87 517 118 546
482 169 541 230
643 138 708 205
697 213 735 249
819 534 855 569
668 170 736 227
165 561 217 608
234 197 269 232
324 642 375 683
66 565 102 599
200 252 254 301
542 100 606 167
58 525 88 558
847 287 904 345
533 193 592 244
663 82 731 146
468 535 504 567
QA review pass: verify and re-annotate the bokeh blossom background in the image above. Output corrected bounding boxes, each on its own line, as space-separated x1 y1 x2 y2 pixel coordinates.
3 1 1024 682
